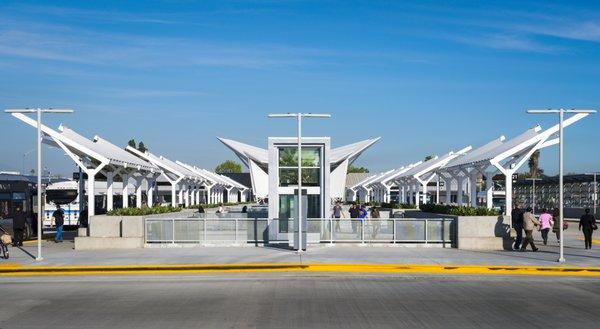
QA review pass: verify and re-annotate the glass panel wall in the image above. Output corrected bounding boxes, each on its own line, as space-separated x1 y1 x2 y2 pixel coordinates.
278 146 321 187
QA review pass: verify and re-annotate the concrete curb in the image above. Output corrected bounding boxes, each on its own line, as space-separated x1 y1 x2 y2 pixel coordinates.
1 263 599 277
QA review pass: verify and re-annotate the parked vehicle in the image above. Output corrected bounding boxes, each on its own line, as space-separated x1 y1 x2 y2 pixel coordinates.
44 181 80 228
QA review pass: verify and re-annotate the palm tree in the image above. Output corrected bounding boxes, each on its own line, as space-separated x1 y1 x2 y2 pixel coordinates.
528 150 540 178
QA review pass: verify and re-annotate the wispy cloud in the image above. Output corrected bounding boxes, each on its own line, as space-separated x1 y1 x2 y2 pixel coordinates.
514 21 600 43
448 33 561 53
93 88 207 99
0 22 320 69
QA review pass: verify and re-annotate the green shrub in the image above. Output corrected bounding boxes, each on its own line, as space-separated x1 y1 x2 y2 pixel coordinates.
420 204 498 216
107 205 182 216
185 201 254 209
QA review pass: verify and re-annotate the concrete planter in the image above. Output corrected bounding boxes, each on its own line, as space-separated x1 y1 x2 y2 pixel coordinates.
75 211 187 250
455 215 512 251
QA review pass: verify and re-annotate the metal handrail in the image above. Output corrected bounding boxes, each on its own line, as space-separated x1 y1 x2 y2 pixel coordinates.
143 217 455 245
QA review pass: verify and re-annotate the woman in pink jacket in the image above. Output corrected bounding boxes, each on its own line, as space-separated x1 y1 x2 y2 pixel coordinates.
538 208 554 245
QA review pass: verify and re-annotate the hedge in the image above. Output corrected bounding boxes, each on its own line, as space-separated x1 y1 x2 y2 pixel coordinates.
353 202 417 210
420 204 498 216
107 205 182 216
186 201 254 209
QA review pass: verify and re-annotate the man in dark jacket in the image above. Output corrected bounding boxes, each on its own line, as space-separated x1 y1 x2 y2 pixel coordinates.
511 203 524 250
12 206 27 247
349 203 359 234
52 205 65 243
579 208 597 250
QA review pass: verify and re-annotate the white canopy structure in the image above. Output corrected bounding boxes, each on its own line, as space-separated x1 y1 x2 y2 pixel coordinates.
12 113 251 215
362 163 421 203
346 170 394 203
437 112 591 215
175 161 250 204
346 114 590 213
126 147 210 207
219 137 380 199
12 113 161 216
395 146 472 207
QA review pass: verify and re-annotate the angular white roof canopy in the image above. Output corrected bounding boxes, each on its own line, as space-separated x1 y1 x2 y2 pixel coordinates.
12 113 158 173
218 137 380 167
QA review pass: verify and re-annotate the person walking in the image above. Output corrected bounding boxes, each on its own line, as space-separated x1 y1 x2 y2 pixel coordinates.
552 207 562 243
511 203 524 250
52 204 65 243
11 206 26 247
538 208 553 245
79 206 88 229
216 203 225 214
579 208 597 250
370 206 381 239
332 202 344 232
358 204 368 240
349 203 359 234
520 207 540 252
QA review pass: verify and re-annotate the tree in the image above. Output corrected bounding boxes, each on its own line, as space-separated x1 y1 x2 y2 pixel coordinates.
215 160 242 174
128 139 136 148
137 141 147 153
348 165 369 173
127 139 148 152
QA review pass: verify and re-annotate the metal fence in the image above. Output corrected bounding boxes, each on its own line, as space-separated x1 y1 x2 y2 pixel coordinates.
144 217 455 246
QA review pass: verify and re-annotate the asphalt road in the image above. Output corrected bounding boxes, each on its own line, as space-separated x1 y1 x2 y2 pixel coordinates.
1 274 599 329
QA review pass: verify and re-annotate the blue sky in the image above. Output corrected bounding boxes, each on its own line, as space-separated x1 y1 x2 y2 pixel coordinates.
0 0 599 176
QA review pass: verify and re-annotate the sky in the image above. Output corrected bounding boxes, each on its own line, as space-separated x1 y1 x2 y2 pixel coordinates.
0 0 599 177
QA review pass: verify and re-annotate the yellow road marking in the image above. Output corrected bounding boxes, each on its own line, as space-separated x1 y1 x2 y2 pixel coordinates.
576 237 600 244
0 263 599 277
0 263 20 268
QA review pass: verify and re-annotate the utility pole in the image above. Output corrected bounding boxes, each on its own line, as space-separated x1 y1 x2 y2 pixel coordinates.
5 108 74 261
268 113 330 252
527 108 596 263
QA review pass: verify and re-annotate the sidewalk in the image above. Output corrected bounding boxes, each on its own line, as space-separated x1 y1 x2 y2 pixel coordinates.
0 227 597 279
3 229 598 268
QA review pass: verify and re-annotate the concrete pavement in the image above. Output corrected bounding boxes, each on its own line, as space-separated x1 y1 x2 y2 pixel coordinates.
1 274 599 328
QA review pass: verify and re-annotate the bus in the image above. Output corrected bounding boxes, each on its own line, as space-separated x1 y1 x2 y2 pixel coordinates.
44 181 80 228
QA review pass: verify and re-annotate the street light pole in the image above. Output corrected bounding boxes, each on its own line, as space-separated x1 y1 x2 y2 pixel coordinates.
527 108 596 263
525 178 542 214
5 108 74 261
585 172 599 216
268 113 330 252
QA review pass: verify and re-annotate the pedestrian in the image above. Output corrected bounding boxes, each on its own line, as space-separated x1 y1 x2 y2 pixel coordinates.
332 201 344 232
538 208 553 245
579 208 597 250
198 205 205 214
216 203 225 214
358 204 368 238
511 202 524 250
552 207 562 243
349 203 359 234
11 206 26 247
370 206 381 239
358 205 368 219
79 206 88 229
241 206 247 213
52 204 65 243
520 207 539 252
